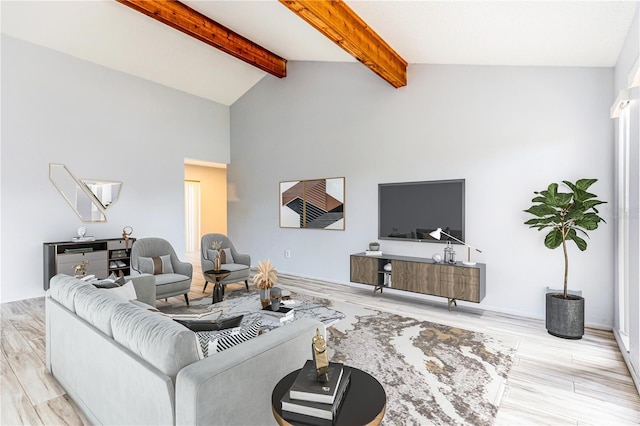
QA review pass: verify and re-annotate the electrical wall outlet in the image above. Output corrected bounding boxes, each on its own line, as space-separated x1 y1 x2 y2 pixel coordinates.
285 250 291 258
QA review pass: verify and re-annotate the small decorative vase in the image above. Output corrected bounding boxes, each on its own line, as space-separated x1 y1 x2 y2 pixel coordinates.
270 287 282 311
214 255 221 271
369 242 380 251
259 288 271 308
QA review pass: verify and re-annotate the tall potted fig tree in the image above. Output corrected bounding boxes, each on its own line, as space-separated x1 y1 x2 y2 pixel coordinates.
524 179 606 339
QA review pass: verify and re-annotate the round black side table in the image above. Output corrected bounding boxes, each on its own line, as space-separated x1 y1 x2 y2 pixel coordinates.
203 269 230 304
271 365 386 426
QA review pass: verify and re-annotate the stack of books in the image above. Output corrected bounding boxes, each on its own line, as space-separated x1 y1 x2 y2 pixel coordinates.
262 305 295 323
280 360 351 425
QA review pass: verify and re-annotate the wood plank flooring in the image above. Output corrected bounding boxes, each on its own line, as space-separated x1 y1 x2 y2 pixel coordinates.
2 252 638 425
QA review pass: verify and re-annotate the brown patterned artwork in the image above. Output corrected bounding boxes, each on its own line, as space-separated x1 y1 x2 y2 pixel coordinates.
280 177 345 230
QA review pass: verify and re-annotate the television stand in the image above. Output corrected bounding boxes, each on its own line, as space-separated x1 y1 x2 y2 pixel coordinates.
350 252 486 310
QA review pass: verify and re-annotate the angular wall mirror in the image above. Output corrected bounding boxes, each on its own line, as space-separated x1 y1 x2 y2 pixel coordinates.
81 180 122 210
49 163 122 222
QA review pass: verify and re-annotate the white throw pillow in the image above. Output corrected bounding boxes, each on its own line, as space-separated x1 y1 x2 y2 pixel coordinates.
222 248 234 264
102 281 137 301
206 249 219 261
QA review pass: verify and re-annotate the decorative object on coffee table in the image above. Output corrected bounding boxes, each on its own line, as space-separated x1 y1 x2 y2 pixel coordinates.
254 259 278 308
270 287 282 311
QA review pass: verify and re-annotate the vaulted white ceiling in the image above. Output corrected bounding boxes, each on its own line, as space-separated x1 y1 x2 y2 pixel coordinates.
2 1 638 106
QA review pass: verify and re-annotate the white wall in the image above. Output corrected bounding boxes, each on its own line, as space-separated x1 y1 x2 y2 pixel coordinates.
229 61 615 328
0 35 230 302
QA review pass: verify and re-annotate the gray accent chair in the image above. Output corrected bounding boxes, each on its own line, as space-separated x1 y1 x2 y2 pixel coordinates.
130 237 192 306
201 233 251 293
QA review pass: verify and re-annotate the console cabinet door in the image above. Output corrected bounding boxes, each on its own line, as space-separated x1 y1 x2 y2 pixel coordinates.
439 265 480 302
350 256 378 286
57 251 108 278
392 261 439 295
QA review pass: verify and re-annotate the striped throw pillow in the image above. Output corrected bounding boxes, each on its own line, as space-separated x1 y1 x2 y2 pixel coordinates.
138 255 174 275
195 316 262 357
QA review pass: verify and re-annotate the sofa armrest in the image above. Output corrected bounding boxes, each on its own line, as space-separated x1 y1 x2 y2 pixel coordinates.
201 257 214 271
173 260 193 279
175 318 324 426
126 274 156 307
233 253 250 267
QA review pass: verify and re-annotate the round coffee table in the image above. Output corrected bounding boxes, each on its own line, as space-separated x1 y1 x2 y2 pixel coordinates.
203 269 230 304
271 365 386 426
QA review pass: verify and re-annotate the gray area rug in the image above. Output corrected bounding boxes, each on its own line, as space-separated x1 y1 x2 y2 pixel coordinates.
158 290 516 425
328 305 516 425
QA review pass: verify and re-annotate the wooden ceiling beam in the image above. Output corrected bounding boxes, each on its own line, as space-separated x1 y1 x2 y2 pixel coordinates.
279 0 407 88
115 0 286 78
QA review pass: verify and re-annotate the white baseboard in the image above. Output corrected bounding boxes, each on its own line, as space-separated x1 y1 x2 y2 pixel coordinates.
278 271 614 331
613 328 640 395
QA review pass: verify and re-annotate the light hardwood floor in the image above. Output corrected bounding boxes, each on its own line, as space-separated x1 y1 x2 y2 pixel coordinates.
2 253 639 425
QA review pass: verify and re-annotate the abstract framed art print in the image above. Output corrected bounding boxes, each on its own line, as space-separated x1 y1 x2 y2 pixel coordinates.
279 177 345 230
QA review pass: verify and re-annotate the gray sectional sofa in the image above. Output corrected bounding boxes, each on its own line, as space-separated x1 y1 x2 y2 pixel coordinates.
46 274 324 425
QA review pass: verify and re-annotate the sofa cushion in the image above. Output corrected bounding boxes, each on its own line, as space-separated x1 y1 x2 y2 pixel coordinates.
74 284 127 336
138 255 174 275
49 274 93 312
154 273 190 286
111 304 200 380
221 263 249 272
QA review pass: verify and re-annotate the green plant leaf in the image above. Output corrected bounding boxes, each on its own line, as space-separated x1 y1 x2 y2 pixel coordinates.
575 178 597 191
564 205 583 219
568 232 588 251
544 229 563 249
555 193 573 207
524 205 558 217
524 218 554 227
582 199 606 210
575 213 604 230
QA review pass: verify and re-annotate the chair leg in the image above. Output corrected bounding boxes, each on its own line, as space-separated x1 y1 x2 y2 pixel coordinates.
245 280 249 291
184 293 190 306
203 282 208 293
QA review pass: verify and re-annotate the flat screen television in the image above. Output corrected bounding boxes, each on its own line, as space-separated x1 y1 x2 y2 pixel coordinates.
378 179 465 244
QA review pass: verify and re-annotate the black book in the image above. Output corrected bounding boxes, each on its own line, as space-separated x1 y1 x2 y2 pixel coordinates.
282 369 351 421
280 411 332 426
289 360 344 404
261 305 294 315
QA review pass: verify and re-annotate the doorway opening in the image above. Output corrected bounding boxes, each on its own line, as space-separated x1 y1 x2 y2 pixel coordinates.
184 180 201 253
184 161 228 255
